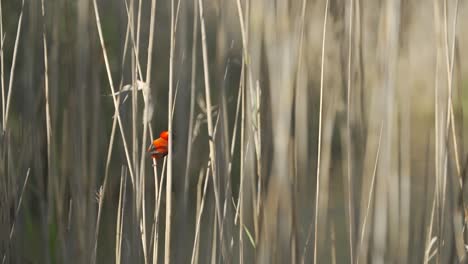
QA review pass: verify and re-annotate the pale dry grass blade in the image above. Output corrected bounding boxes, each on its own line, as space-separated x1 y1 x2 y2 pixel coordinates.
192 168 206 264
116 168 128 264
92 0 135 186
313 1 329 263
331 221 337 264
135 0 157 260
443 0 461 187
41 0 51 200
2 168 30 264
142 0 157 123
151 161 160 264
183 0 199 201
152 158 167 264
122 0 144 79
197 0 227 261
210 212 217 264
357 123 383 262
372 3 401 262
190 164 211 264
164 0 176 261
98 23 132 263
3 0 24 130
345 0 355 262
92 186 104 264
238 71 246 264
0 0 4 128
424 175 437 264
433 1 449 261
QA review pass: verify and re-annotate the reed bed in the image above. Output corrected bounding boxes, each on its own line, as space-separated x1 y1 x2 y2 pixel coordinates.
1 0 468 263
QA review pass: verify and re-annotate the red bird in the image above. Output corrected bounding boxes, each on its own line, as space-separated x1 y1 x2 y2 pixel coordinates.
148 131 170 159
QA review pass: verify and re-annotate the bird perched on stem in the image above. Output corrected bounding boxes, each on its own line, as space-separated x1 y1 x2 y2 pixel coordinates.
148 130 170 159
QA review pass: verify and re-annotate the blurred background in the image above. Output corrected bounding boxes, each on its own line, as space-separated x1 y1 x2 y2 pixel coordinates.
1 0 468 263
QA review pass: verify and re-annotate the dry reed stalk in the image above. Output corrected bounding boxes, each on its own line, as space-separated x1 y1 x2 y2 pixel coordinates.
164 0 175 261
1 168 30 264
313 1 329 263
192 168 206 264
345 0 355 262
92 0 135 186
331 221 337 264
234 0 264 245
294 2 307 262
92 186 104 264
40 0 51 206
116 168 128 264
210 212 217 264
197 0 228 261
152 158 167 264
183 0 199 202
137 0 157 260
372 3 401 262
357 123 383 263
236 66 247 263
99 20 132 264
0 0 4 127
433 1 449 261
431 2 442 263
130 0 139 202
122 0 144 79
153 76 178 264
443 0 461 187
233 6 247 261
424 170 438 264
150 159 160 264
3 0 24 131
228 67 243 177
443 0 464 260
190 163 211 264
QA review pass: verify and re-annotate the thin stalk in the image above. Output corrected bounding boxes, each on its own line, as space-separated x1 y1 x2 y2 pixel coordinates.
331 222 337 264
123 0 144 79
210 212 217 264
357 123 383 259
293 2 307 262
253 80 261 243
144 0 157 92
313 1 329 263
183 0 198 198
2 169 30 264
164 0 175 260
193 168 205 264
152 69 178 264
100 13 132 245
40 4 53 255
3 0 24 130
424 179 437 264
92 0 135 186
0 0 4 127
41 0 54 262
154 157 167 264
190 163 211 264
92 186 105 264
197 0 227 261
115 168 128 264
443 0 461 186
228 65 243 176
238 66 246 264
137 0 157 259
151 158 160 264
346 0 355 262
